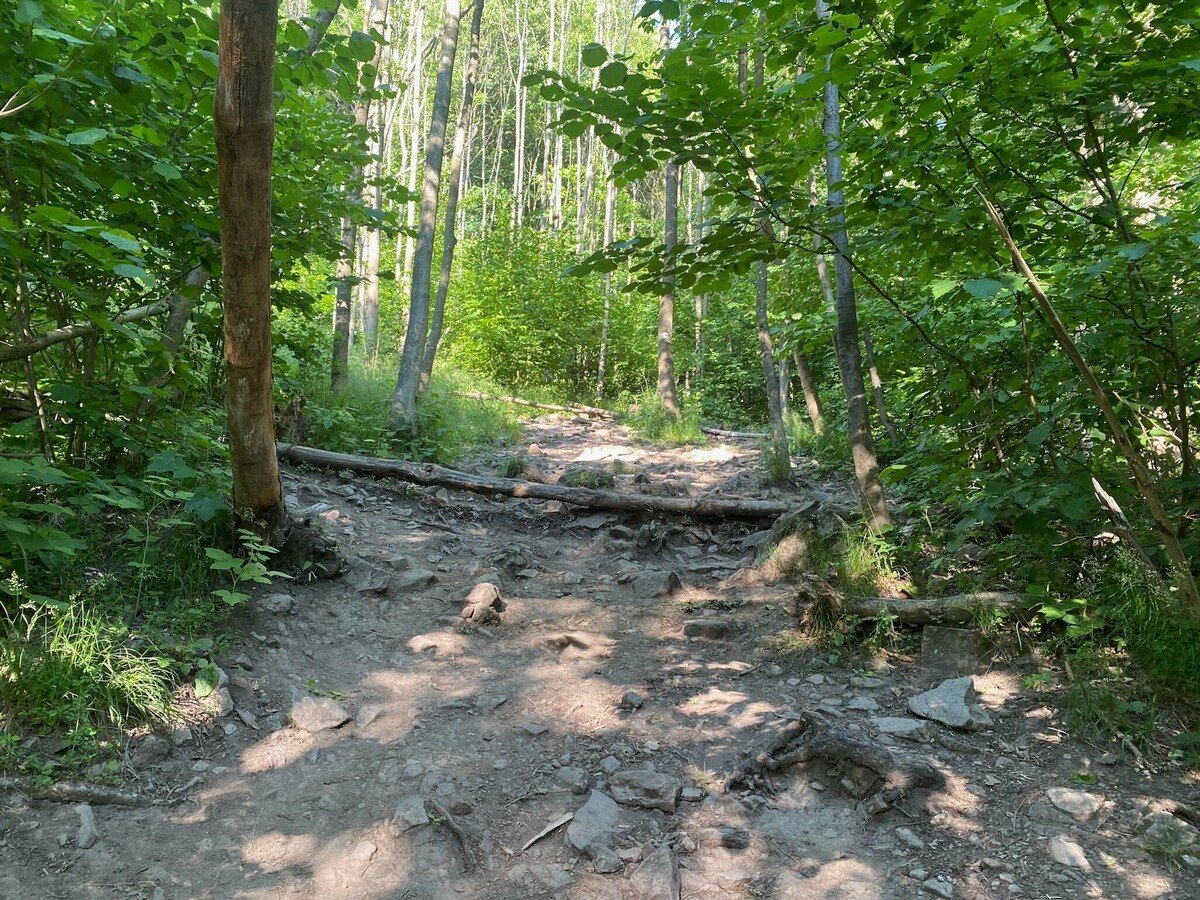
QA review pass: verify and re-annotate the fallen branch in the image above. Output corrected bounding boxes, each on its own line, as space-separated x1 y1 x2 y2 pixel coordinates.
0 299 172 364
429 798 474 871
0 777 158 807
452 391 614 419
840 592 1026 626
702 426 768 440
277 443 793 520
724 711 943 814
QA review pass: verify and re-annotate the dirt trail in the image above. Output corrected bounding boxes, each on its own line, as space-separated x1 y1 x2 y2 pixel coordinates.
2 416 1196 899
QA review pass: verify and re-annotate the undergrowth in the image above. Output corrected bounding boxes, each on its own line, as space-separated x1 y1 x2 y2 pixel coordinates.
620 391 705 445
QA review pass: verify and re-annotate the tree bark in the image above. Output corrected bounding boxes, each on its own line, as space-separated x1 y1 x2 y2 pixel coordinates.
816 0 889 530
596 150 617 400
419 0 484 391
276 443 795 520
659 153 681 420
793 348 825 435
862 325 897 441
390 0 463 435
215 0 285 530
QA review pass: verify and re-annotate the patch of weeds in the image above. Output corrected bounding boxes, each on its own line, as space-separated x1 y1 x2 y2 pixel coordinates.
834 528 912 597
1062 649 1159 751
864 605 899 651
758 436 793 487
498 454 528 478
622 392 705 446
305 678 345 701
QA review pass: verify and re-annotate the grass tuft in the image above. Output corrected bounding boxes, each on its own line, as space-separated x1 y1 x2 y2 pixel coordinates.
622 391 705 446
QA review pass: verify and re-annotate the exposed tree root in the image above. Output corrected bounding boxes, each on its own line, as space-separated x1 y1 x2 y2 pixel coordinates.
724 711 944 814
0 777 161 807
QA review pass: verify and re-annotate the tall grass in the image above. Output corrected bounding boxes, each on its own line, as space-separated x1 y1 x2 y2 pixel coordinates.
622 391 705 446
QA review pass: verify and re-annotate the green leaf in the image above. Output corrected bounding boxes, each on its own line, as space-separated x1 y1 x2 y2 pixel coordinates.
964 278 1003 299
65 128 108 146
599 61 627 88
99 230 141 253
581 43 608 68
16 0 43 24
153 161 182 181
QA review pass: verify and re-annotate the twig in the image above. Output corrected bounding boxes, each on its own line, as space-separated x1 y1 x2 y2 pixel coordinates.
0 777 160 807
429 799 474 871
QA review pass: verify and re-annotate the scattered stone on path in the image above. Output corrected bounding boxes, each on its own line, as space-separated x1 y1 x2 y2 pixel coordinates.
289 696 352 733
599 756 621 774
352 566 391 595
634 570 681 599
1135 811 1200 856
806 674 826 685
557 767 591 794
617 690 644 711
564 571 584 585
520 722 549 736
609 770 681 813
1047 835 1091 871
896 827 925 850
76 803 98 849
392 796 430 832
355 704 385 727
130 735 171 769
348 840 377 862
908 677 993 731
630 846 680 900
1046 787 1105 823
567 791 621 858
560 464 616 490
682 618 731 641
260 593 295 614
206 687 234 718
393 569 437 591
870 716 934 742
460 582 505 625
681 787 704 802
847 696 880 712
592 847 623 873
920 626 980 674
922 877 954 898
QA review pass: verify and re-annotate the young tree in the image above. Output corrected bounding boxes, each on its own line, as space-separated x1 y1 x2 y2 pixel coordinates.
214 0 285 531
390 0 464 434
656 20 680 420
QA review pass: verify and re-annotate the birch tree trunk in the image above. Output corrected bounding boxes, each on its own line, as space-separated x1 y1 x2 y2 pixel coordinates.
215 0 285 531
816 0 889 529
390 0 463 434
419 0 484 390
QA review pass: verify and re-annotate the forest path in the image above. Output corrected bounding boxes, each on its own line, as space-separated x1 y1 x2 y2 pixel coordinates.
1 415 1192 899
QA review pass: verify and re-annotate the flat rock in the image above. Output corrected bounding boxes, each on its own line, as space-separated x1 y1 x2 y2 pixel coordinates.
895 827 925 850
847 696 880 712
630 846 680 900
870 716 934 742
609 770 681 812
289 696 351 732
355 704 385 727
352 566 391 595
908 677 992 731
394 569 437 591
1135 811 1200 855
634 570 681 599
130 735 171 769
1046 787 1105 822
567 791 621 857
682 618 731 640
922 878 954 898
1048 835 1091 871
260 593 295 614
392 796 429 832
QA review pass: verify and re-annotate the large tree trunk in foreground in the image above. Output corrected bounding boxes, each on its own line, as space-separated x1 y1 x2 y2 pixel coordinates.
817 0 889 531
419 0 485 391
391 0 464 435
215 0 284 531
277 443 794 520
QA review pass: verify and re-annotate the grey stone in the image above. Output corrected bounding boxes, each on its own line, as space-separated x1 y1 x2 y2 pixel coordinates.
895 827 925 850
806 674 826 685
393 796 430 831
130 735 171 768
847 696 880 712
618 690 645 710
558 767 591 795
682 618 731 640
870 716 934 742
316 795 338 811
565 572 584 585
356 704 385 727
922 878 954 899
681 787 705 802
610 770 681 813
349 840 377 861
261 593 295 614
634 570 682 599
592 847 623 873
908 677 993 731
76 803 98 849
599 755 621 774
394 569 437 591
1048 835 1090 871
289 696 351 732
520 722 549 736
920 626 980 674
1027 800 1074 826
209 687 234 717
567 791 621 857
1135 811 1200 856
352 567 391 595
630 847 681 900
1046 787 1105 822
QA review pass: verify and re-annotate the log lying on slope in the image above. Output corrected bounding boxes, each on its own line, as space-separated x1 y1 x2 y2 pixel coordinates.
702 426 768 440
841 592 1025 625
452 391 615 419
277 443 792 520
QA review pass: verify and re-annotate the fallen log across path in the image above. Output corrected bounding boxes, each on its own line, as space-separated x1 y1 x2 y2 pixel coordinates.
840 592 1026 625
702 426 768 440
451 391 615 419
277 443 793 520
0 777 159 807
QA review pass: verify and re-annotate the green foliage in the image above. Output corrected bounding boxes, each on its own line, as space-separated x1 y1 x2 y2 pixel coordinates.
621 391 704 445
758 436 792 487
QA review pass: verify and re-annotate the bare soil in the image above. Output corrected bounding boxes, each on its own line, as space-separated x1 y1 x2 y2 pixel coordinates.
2 415 1197 899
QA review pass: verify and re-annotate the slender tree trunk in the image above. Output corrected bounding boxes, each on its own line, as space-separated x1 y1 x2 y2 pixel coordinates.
655 21 680 419
390 0 463 434
862 324 897 441
693 170 707 392
419 0 484 391
817 0 889 529
793 348 826 435
215 0 285 530
596 150 616 401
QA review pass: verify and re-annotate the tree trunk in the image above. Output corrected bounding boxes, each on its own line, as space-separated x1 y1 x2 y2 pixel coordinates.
390 0 463 435
862 325 897 441
419 0 484 391
793 348 825 435
215 0 285 531
656 22 680 420
816 0 889 530
596 150 617 401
